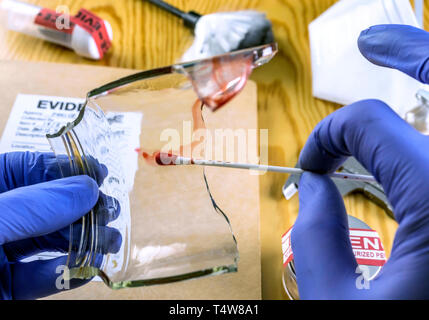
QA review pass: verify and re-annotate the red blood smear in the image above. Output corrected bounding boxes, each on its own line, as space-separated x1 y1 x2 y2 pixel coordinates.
155 152 179 166
201 69 251 111
202 74 248 111
141 151 157 166
190 55 253 111
139 150 180 166
138 99 207 166
137 57 252 164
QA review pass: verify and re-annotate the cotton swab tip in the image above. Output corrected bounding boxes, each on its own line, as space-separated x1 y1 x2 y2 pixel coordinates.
155 152 181 166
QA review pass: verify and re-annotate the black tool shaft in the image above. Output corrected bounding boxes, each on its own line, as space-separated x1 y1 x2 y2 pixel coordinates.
145 0 201 29
145 0 184 18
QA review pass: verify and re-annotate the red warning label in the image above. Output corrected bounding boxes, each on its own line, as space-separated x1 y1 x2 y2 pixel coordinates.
73 9 112 58
350 229 386 266
34 7 111 58
34 8 75 34
282 227 294 266
282 227 387 267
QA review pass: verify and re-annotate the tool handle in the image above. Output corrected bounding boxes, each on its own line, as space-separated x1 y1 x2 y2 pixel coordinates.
145 0 201 29
177 156 377 183
145 0 184 18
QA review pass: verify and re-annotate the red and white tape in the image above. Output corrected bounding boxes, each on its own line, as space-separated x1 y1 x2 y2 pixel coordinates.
34 7 112 59
282 226 387 267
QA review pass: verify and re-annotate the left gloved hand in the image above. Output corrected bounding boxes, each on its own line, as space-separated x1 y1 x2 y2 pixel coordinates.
0 152 121 300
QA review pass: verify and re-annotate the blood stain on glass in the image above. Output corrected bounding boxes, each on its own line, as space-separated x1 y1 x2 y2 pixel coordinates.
189 55 254 111
136 55 253 165
136 99 206 166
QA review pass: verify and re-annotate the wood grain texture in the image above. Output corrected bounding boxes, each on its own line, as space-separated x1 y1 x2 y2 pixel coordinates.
0 0 424 300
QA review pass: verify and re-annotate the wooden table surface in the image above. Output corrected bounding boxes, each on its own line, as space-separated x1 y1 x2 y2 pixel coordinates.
1 0 426 300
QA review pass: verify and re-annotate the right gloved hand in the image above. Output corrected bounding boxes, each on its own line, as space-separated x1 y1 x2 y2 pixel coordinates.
291 24 429 299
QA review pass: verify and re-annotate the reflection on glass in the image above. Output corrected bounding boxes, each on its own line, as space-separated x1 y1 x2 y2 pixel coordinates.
46 43 278 289
405 89 429 135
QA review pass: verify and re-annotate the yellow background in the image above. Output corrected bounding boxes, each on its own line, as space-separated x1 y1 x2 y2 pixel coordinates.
1 0 426 300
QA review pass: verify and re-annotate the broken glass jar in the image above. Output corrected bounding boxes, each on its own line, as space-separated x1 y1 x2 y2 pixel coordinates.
46 43 277 289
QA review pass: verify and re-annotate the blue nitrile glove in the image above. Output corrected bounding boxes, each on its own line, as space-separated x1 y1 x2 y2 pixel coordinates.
0 152 121 300
291 24 429 300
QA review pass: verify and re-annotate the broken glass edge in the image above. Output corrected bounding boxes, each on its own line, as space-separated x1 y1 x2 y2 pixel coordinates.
46 99 88 139
65 264 238 290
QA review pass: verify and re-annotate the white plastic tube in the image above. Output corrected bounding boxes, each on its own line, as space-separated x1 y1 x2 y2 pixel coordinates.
0 0 113 60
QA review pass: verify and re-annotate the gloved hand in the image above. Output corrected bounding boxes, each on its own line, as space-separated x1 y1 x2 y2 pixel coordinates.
291 24 429 300
0 152 121 300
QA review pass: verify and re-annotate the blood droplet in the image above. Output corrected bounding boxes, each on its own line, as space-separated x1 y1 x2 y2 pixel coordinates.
155 152 179 166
